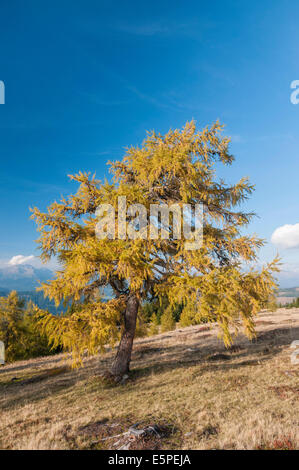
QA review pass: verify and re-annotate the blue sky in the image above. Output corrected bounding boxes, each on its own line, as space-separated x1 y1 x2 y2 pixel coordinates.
0 0 299 285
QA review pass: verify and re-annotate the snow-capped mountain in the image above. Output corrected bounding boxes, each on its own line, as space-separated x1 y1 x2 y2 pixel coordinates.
0 263 54 291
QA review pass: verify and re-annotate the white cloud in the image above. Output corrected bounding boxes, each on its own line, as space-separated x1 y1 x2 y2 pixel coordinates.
271 223 299 249
230 134 244 143
8 255 35 266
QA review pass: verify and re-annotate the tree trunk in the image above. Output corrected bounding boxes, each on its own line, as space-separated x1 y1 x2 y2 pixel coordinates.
110 293 139 377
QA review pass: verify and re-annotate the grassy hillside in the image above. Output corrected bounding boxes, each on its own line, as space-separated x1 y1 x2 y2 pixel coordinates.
0 308 299 450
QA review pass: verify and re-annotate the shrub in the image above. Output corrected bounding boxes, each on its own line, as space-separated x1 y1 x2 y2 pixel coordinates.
148 313 160 336
160 306 176 333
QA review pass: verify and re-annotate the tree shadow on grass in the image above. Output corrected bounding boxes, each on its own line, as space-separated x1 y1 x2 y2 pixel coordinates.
0 357 104 411
129 325 299 382
1 325 298 411
0 354 69 375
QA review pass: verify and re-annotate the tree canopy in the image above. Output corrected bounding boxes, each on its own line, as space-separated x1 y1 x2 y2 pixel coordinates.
31 120 279 376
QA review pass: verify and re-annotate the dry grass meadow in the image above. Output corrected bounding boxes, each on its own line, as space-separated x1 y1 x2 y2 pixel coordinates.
0 307 299 450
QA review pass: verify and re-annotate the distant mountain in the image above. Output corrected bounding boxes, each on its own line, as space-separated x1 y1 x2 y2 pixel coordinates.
0 263 59 313
4 290 61 314
277 286 299 298
0 263 53 291
276 286 299 305
0 263 114 313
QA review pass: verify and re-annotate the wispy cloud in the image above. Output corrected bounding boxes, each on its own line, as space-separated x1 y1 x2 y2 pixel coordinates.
229 134 244 143
114 21 195 37
0 174 70 196
275 261 299 287
112 18 219 40
81 91 131 107
197 63 236 86
126 85 173 110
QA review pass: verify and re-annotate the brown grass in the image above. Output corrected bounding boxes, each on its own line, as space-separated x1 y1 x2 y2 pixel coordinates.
0 307 299 450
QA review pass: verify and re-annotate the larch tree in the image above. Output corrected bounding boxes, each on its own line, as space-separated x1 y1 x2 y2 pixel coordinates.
31 120 278 379
0 291 25 361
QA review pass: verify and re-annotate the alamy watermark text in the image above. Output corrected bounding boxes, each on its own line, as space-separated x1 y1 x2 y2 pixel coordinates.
0 81 5 104
95 197 203 251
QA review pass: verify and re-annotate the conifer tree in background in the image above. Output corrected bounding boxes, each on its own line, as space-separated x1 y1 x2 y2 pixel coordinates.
148 313 160 336
160 306 176 333
179 302 198 327
0 291 24 361
0 292 55 362
31 121 279 378
179 301 212 327
134 309 148 338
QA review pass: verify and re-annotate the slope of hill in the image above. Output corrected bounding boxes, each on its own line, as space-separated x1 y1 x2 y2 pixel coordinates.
277 287 299 305
0 308 298 450
278 287 299 297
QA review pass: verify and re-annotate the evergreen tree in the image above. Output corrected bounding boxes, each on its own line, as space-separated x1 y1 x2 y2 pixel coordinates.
0 292 55 362
22 301 58 359
180 302 199 327
0 291 25 361
135 309 148 338
31 120 279 377
148 313 160 336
